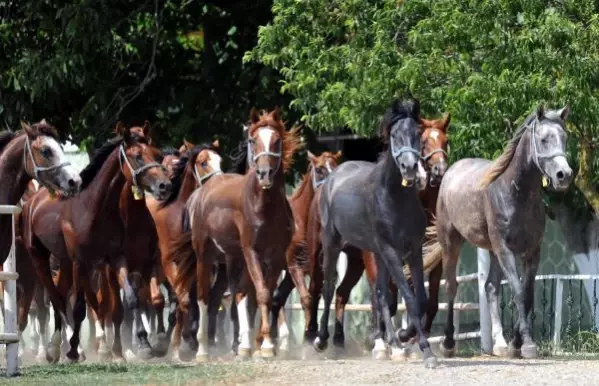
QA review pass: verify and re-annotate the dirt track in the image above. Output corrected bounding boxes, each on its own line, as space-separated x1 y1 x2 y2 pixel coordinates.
243 357 599 385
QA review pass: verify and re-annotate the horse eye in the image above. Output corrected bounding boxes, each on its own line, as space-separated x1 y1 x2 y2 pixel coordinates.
40 147 52 158
201 161 207 167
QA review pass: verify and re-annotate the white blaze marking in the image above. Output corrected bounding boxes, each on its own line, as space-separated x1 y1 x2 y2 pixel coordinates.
212 238 226 254
237 296 252 350
206 151 223 173
257 128 275 153
429 130 440 141
325 160 333 173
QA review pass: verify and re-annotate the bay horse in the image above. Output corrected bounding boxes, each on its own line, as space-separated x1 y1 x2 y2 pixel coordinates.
314 99 437 368
329 114 451 353
422 104 572 359
168 107 302 361
0 120 81 265
145 139 223 362
21 123 171 363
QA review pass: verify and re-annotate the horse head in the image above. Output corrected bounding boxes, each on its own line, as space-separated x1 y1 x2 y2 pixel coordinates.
246 107 302 190
307 150 342 189
190 139 223 186
531 104 572 191
420 113 450 187
20 119 82 197
115 122 172 200
380 99 422 186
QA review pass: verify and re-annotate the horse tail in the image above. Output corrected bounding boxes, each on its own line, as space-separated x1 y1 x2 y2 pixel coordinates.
167 210 195 298
403 221 443 280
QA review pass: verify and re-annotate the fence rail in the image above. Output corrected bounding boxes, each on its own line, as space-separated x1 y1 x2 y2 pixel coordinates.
285 248 599 355
0 205 21 376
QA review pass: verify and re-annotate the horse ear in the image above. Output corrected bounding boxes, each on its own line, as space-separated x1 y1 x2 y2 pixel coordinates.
441 113 451 131
249 107 260 124
391 99 401 113
115 121 126 136
334 150 342 159
143 120 151 138
271 106 282 122
558 105 570 121
183 139 195 150
212 139 220 149
20 120 34 137
536 103 545 119
307 150 317 163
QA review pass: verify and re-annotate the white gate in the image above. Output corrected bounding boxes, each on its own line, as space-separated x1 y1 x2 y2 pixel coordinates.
0 205 21 376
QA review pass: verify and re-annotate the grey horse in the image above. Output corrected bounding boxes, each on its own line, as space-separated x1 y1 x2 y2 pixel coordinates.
425 104 572 358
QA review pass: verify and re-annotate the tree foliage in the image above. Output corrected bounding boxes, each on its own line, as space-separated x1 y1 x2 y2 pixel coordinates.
248 0 599 215
0 0 291 160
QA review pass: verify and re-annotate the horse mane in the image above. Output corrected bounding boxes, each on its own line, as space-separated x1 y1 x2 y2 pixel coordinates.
0 131 16 154
159 143 216 208
79 134 149 190
290 163 313 200
378 98 421 143
228 139 248 174
247 111 303 172
479 111 536 188
29 120 60 140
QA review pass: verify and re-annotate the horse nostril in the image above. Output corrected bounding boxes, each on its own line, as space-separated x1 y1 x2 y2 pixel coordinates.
68 179 76 188
158 182 167 191
556 171 565 180
412 162 418 171
400 162 407 169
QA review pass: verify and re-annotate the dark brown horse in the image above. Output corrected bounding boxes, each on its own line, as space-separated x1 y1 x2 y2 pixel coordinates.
168 107 302 361
269 150 342 352
424 104 572 359
21 123 171 363
146 139 223 362
329 114 451 353
0 120 81 265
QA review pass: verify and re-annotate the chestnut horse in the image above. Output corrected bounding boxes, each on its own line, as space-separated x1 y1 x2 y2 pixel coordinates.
329 114 450 352
269 150 342 352
168 107 302 361
0 120 81 265
146 139 223 362
21 123 171 363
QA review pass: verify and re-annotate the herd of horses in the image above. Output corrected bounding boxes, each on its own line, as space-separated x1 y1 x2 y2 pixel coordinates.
0 98 573 370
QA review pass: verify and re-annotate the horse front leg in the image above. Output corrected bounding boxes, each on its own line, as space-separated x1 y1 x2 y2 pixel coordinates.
115 257 153 360
150 270 168 357
64 261 87 363
270 271 294 353
485 252 508 356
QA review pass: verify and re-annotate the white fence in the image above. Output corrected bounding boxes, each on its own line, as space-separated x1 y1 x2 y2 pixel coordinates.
286 248 599 354
0 205 21 376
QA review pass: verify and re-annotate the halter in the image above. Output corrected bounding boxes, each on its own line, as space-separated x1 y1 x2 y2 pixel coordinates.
193 164 223 187
118 144 163 192
311 159 334 189
247 135 282 175
421 148 448 187
23 136 71 181
529 118 567 184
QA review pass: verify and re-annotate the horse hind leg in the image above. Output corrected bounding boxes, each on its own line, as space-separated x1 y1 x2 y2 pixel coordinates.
484 252 508 356
270 271 294 355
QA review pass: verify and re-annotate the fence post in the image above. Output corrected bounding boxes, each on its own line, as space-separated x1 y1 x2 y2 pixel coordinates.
553 279 563 353
4 212 18 376
477 248 492 354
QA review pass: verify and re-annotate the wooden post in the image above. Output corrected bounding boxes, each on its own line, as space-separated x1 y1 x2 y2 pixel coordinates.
553 279 563 353
477 248 493 354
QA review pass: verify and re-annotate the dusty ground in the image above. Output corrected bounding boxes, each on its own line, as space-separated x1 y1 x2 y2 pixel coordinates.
6 347 599 385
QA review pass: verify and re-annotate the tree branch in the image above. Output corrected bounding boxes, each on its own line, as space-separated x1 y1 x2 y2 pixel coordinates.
575 135 599 215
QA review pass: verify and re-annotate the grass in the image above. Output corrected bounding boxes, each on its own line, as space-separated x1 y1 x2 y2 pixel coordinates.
0 362 260 386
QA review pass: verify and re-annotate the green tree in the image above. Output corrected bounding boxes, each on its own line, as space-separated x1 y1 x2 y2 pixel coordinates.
247 0 599 215
0 0 292 162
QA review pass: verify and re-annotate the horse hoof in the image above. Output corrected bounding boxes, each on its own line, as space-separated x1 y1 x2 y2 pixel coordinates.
112 356 127 365
195 353 209 363
373 348 389 361
423 355 439 369
125 349 138 363
99 350 112 363
313 337 327 352
238 347 252 359
439 342 456 358
137 347 153 361
521 344 538 359
261 347 275 358
493 344 509 357
507 344 521 359
36 353 48 365
391 347 409 361
153 333 169 358
64 354 80 364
